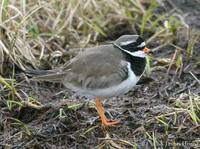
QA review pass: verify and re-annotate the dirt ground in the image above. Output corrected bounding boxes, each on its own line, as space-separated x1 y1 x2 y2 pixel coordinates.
0 0 200 149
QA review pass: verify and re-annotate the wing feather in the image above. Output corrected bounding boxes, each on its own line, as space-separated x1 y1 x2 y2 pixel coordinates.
30 45 129 90
64 45 129 89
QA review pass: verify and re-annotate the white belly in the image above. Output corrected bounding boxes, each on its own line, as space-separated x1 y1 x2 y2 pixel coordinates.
65 63 141 98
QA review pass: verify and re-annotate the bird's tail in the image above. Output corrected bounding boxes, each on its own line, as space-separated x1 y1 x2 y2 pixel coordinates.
25 69 51 76
25 69 67 82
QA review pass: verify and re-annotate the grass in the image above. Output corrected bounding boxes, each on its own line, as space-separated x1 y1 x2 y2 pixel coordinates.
0 0 200 148
0 0 183 72
144 93 200 148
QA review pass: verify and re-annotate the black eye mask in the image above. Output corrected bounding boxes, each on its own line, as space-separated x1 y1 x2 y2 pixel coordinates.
119 36 145 52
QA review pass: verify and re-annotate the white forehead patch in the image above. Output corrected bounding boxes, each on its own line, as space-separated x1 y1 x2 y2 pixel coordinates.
120 40 135 46
137 42 146 48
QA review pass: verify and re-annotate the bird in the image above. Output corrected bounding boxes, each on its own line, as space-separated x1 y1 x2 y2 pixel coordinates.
27 35 151 126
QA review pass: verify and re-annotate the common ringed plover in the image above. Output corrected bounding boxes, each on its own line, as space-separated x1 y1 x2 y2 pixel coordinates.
28 35 151 126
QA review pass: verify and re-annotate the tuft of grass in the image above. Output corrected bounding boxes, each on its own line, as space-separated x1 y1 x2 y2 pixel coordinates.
6 100 23 111
186 33 198 59
166 16 182 35
175 51 183 76
145 55 152 77
9 117 32 136
188 92 200 125
0 75 22 101
140 0 158 35
0 0 184 73
152 93 200 128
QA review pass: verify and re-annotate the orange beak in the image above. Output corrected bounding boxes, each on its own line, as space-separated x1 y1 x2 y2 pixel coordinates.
143 47 151 54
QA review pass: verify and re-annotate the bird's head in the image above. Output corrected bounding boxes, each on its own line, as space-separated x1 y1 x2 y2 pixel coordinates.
114 35 151 58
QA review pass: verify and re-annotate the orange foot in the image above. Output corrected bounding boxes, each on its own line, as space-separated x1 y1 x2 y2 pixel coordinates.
95 97 120 126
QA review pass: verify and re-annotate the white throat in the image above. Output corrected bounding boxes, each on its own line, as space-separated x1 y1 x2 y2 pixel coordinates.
121 48 146 58
130 50 146 58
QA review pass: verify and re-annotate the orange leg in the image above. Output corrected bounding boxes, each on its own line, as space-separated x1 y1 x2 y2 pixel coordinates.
95 97 120 126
